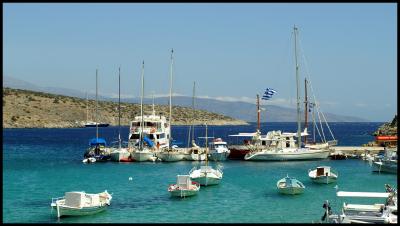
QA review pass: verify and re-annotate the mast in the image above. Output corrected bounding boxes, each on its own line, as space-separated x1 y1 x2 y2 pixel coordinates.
140 61 145 151
96 69 98 140
169 49 174 148
152 92 155 116
304 78 308 144
118 67 121 149
86 92 88 123
257 94 260 133
294 25 301 148
205 123 208 166
192 81 196 145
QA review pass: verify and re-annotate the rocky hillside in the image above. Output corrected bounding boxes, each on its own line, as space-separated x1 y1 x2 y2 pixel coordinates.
373 115 397 136
3 88 248 128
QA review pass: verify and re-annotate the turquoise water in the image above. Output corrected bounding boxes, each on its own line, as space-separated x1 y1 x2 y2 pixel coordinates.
3 122 397 223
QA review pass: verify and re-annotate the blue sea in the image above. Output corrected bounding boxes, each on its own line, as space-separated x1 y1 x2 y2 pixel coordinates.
3 122 397 223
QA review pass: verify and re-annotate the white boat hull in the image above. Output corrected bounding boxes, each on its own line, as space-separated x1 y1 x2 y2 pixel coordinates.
190 153 206 161
191 176 221 186
372 161 397 174
277 186 304 195
310 176 337 184
208 152 229 161
131 152 154 162
52 205 108 217
157 152 185 162
245 148 330 161
110 150 131 162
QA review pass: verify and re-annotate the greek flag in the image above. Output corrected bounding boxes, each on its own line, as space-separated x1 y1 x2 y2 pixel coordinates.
262 88 277 100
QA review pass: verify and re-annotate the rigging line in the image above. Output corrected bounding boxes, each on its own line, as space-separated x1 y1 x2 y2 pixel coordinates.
316 104 327 143
298 33 335 141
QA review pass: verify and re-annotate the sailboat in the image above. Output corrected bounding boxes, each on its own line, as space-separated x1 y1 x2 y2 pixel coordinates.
109 67 132 162
183 82 207 161
156 49 185 162
244 26 332 161
83 69 111 162
130 61 158 162
189 123 223 186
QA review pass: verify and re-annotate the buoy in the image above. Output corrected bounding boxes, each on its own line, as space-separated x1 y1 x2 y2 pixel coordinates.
128 177 133 181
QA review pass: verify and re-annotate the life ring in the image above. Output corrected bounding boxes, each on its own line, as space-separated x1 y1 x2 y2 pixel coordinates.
150 127 156 133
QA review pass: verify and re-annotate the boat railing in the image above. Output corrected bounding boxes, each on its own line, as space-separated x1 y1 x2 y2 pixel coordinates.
51 196 64 205
189 166 196 175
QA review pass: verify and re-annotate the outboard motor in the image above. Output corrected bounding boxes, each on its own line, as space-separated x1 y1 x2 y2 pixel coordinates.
321 200 332 222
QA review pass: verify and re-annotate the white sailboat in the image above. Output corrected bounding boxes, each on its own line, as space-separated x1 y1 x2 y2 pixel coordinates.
189 124 223 186
156 49 185 162
131 61 157 162
110 67 132 162
244 26 332 161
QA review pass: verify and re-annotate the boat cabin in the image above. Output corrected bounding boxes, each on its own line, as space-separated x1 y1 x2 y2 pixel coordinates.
316 166 331 177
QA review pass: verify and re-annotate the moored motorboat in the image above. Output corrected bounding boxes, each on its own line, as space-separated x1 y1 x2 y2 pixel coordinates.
168 175 200 198
208 138 230 161
82 157 96 163
51 190 112 218
157 148 185 162
276 175 305 195
329 151 347 160
370 147 397 174
308 166 338 184
322 184 397 223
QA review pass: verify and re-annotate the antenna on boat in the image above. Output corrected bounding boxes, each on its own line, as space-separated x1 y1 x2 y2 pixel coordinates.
96 69 99 140
118 66 121 149
205 123 208 166
293 25 302 148
169 49 174 148
86 91 89 124
140 61 145 151
152 91 155 116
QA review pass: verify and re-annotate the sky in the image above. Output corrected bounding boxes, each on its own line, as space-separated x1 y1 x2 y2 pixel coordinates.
3 3 397 122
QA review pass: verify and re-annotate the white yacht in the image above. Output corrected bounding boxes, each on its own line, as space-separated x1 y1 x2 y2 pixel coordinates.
208 138 230 161
129 62 170 162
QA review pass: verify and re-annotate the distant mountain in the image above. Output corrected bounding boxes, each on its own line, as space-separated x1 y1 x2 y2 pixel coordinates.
3 76 369 122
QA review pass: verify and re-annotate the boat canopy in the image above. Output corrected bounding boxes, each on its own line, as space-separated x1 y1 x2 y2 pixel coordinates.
336 191 390 198
89 138 107 146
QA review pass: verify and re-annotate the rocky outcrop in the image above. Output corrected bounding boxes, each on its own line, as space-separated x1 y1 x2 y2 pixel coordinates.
373 115 397 136
3 88 248 128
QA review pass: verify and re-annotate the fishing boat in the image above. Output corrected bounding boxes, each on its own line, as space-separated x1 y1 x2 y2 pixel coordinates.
244 26 335 161
189 124 223 186
156 49 185 162
168 175 200 198
276 175 305 195
208 138 230 161
308 166 338 184
51 190 112 218
370 148 397 174
322 184 397 223
109 67 132 162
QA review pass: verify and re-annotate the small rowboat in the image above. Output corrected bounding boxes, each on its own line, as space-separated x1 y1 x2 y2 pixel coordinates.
168 175 200 198
51 190 112 218
277 175 305 195
308 166 338 184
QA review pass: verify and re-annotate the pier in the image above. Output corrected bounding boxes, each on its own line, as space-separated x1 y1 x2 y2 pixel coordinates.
330 146 385 155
